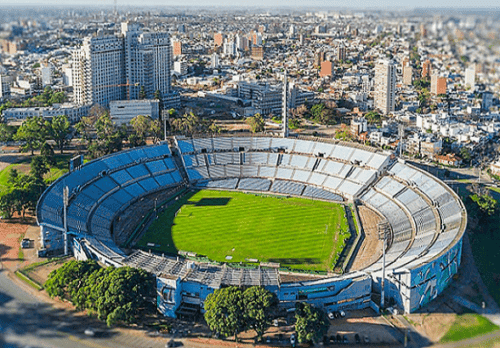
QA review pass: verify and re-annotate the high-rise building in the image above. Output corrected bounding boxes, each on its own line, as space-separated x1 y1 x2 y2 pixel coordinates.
211 53 219 69
172 40 183 56
422 59 431 78
336 45 346 61
214 32 224 47
251 46 264 60
403 65 413 86
73 22 173 108
431 75 447 95
465 64 476 90
374 59 396 115
223 38 236 56
320 60 334 77
236 35 249 52
73 35 125 108
314 51 325 67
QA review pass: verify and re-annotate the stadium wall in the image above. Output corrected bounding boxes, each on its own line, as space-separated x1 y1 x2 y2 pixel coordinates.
36 136 467 318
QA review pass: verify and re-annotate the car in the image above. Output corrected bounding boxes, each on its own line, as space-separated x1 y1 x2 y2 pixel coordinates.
328 312 335 320
364 336 370 343
290 333 296 346
21 238 30 249
84 327 96 336
330 335 336 343
343 335 349 344
273 319 279 327
355 333 361 344
266 336 271 343
339 310 346 317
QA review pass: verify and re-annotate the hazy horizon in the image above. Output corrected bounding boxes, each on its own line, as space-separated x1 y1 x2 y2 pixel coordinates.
1 0 500 9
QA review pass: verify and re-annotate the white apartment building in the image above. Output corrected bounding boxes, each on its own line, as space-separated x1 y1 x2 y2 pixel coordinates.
374 59 396 115
2 104 91 124
73 22 172 108
465 64 476 90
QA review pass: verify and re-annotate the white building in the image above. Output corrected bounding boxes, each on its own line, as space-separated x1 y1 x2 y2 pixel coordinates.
223 39 236 56
109 99 159 125
374 60 396 115
41 66 52 87
211 53 219 69
173 61 187 76
465 64 476 90
2 104 90 124
62 64 73 86
73 22 172 108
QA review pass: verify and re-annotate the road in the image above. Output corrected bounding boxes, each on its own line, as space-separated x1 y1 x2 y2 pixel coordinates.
0 269 169 348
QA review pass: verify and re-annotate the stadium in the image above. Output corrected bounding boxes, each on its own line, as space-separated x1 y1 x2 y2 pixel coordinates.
36 135 467 318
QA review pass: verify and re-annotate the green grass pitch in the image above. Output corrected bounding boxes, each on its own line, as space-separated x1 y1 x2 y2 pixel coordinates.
137 189 351 272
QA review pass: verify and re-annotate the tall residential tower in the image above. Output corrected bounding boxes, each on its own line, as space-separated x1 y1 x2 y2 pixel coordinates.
374 60 396 115
73 22 173 108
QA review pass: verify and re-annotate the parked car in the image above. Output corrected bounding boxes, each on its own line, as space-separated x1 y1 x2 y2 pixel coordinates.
328 312 335 320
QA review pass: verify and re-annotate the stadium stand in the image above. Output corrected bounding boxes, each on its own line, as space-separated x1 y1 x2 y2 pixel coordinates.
37 136 466 317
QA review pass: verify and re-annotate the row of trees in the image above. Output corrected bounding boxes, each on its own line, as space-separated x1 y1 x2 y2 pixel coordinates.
45 260 155 327
0 87 66 113
0 114 71 155
204 286 328 344
0 143 56 218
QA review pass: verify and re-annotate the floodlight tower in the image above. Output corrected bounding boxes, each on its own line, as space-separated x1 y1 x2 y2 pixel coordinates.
282 71 289 138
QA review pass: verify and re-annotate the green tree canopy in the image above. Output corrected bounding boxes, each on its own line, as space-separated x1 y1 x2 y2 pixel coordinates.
45 260 100 301
294 302 329 344
0 123 16 143
45 261 155 327
14 116 48 155
470 193 497 216
365 110 381 125
245 113 265 133
204 286 246 341
48 115 71 154
243 287 278 341
30 155 49 180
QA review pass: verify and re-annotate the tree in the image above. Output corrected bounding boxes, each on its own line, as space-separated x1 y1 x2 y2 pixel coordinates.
365 111 381 125
204 286 246 341
243 287 278 341
14 116 47 155
0 123 16 143
294 302 329 344
150 119 163 144
45 260 100 301
77 266 155 326
154 89 161 100
246 114 265 133
470 193 497 216
48 115 71 154
30 156 49 180
130 115 152 143
208 120 222 135
418 88 431 110
40 142 56 166
139 86 146 99
460 147 472 164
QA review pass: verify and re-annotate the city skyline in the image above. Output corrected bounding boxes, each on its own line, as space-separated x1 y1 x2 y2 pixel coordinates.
2 0 500 9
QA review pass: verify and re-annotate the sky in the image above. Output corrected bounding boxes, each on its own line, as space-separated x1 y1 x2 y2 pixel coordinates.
1 0 500 8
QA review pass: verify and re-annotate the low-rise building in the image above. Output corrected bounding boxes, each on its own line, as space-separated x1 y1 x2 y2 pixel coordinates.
2 104 91 124
109 99 160 125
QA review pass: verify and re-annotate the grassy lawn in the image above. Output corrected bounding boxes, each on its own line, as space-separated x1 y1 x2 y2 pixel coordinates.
138 189 351 272
0 154 71 193
440 314 499 343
